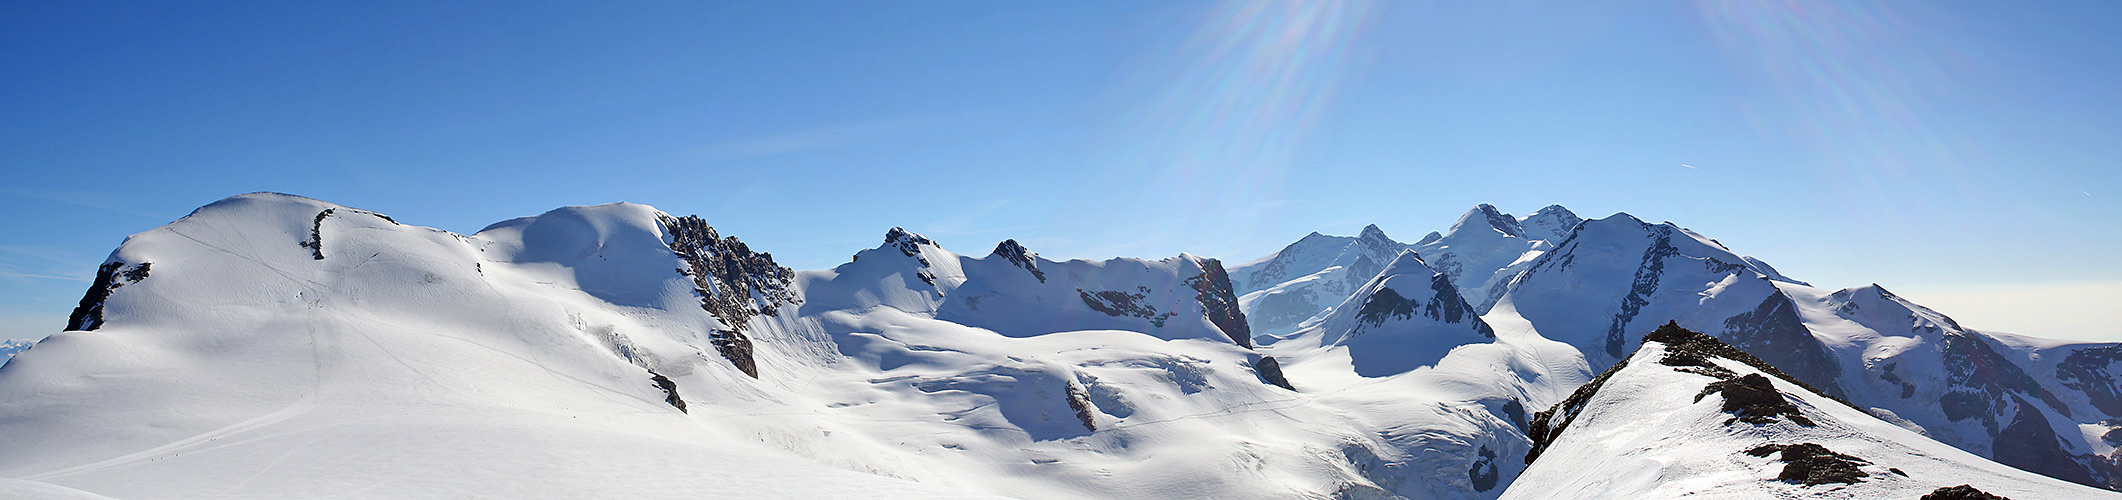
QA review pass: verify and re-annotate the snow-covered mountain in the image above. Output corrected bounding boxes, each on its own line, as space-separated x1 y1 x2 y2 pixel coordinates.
1229 204 1580 340
6 193 2114 498
1493 211 2122 490
0 193 1581 499
0 339 28 367
1409 204 1582 314
1505 322 2114 499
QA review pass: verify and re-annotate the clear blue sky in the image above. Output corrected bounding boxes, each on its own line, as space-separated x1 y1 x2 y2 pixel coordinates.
5 1 2120 342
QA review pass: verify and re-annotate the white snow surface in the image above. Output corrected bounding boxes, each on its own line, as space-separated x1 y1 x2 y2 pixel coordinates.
1503 339 2118 499
0 193 1581 500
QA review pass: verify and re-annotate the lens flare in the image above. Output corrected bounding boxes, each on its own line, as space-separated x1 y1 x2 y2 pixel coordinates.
1695 0 1976 226
1078 0 1375 258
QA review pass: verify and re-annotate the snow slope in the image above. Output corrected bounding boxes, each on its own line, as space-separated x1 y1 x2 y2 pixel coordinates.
1505 323 2116 499
1409 205 1581 314
2 193 1590 500
1230 224 1409 339
1232 205 1582 341
1492 211 2122 489
0 339 28 367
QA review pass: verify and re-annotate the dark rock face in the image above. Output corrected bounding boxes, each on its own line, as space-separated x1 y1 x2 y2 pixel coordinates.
658 214 800 378
1922 485 2012 500
1254 356 1295 391
1697 374 1815 426
1993 394 2095 485
1469 446 1500 492
1745 443 1870 485
66 261 150 332
1184 258 1252 348
1720 292 1846 399
1351 274 1494 337
992 239 1046 283
299 208 333 260
2059 345 2122 417
1077 287 1177 327
1473 204 1524 238
1604 226 1678 359
647 369 687 413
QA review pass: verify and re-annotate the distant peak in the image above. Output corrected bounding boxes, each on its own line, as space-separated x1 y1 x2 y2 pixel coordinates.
1358 224 1389 241
1525 205 1581 223
1450 204 1524 238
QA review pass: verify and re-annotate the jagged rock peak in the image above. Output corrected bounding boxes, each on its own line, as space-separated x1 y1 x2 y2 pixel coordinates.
991 239 1046 283
884 227 939 256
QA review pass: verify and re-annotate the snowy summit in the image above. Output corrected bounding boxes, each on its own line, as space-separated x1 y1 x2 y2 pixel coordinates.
0 193 2115 499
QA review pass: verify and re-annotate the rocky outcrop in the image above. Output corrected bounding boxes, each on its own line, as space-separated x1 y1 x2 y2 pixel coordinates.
299 208 333 260
647 369 687 413
1351 273 1491 337
1745 443 1872 485
992 239 1046 283
1184 258 1251 348
1254 356 1294 390
1922 484 2013 500
1078 287 1176 327
65 261 150 332
658 214 800 378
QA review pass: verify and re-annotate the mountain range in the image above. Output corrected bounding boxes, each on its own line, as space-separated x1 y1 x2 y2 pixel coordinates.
1 192 2113 499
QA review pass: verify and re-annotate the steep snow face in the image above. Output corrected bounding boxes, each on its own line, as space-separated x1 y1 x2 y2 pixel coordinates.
1230 226 1409 338
1251 250 1591 498
1297 250 1496 377
1234 205 1582 340
1778 283 2122 490
1411 205 1581 314
1502 213 1834 382
1497 211 2122 491
1506 324 2118 500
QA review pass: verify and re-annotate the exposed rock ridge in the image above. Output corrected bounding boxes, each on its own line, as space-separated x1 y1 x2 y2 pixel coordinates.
65 261 151 332
991 239 1045 283
657 214 800 378
1184 258 1252 348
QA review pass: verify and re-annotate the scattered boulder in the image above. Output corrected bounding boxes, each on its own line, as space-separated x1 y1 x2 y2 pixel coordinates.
1254 356 1295 391
1697 373 1815 426
1745 442 1870 485
1921 484 2012 500
647 369 687 413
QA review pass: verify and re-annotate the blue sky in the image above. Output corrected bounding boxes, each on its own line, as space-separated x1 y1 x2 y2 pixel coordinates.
4 1 2119 342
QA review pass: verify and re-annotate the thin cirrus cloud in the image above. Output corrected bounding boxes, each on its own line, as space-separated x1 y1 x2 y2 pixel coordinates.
679 116 936 164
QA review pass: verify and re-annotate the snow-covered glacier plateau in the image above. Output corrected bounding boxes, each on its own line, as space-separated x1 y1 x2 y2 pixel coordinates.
2 192 2114 499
